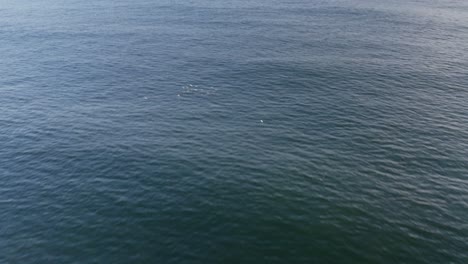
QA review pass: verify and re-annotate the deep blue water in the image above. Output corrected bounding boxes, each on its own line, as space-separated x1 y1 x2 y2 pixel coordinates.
1 0 468 263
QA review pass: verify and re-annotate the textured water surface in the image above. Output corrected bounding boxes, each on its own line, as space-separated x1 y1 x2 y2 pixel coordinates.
1 0 468 263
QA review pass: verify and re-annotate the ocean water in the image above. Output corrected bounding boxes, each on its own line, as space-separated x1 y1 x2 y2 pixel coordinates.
1 0 468 263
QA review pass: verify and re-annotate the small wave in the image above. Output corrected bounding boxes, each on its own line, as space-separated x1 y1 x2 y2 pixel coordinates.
179 84 219 96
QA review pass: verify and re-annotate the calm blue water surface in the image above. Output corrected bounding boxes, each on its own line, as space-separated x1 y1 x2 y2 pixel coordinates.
1 0 468 263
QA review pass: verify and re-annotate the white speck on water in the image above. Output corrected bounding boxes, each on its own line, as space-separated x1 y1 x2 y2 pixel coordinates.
260 120 263 123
